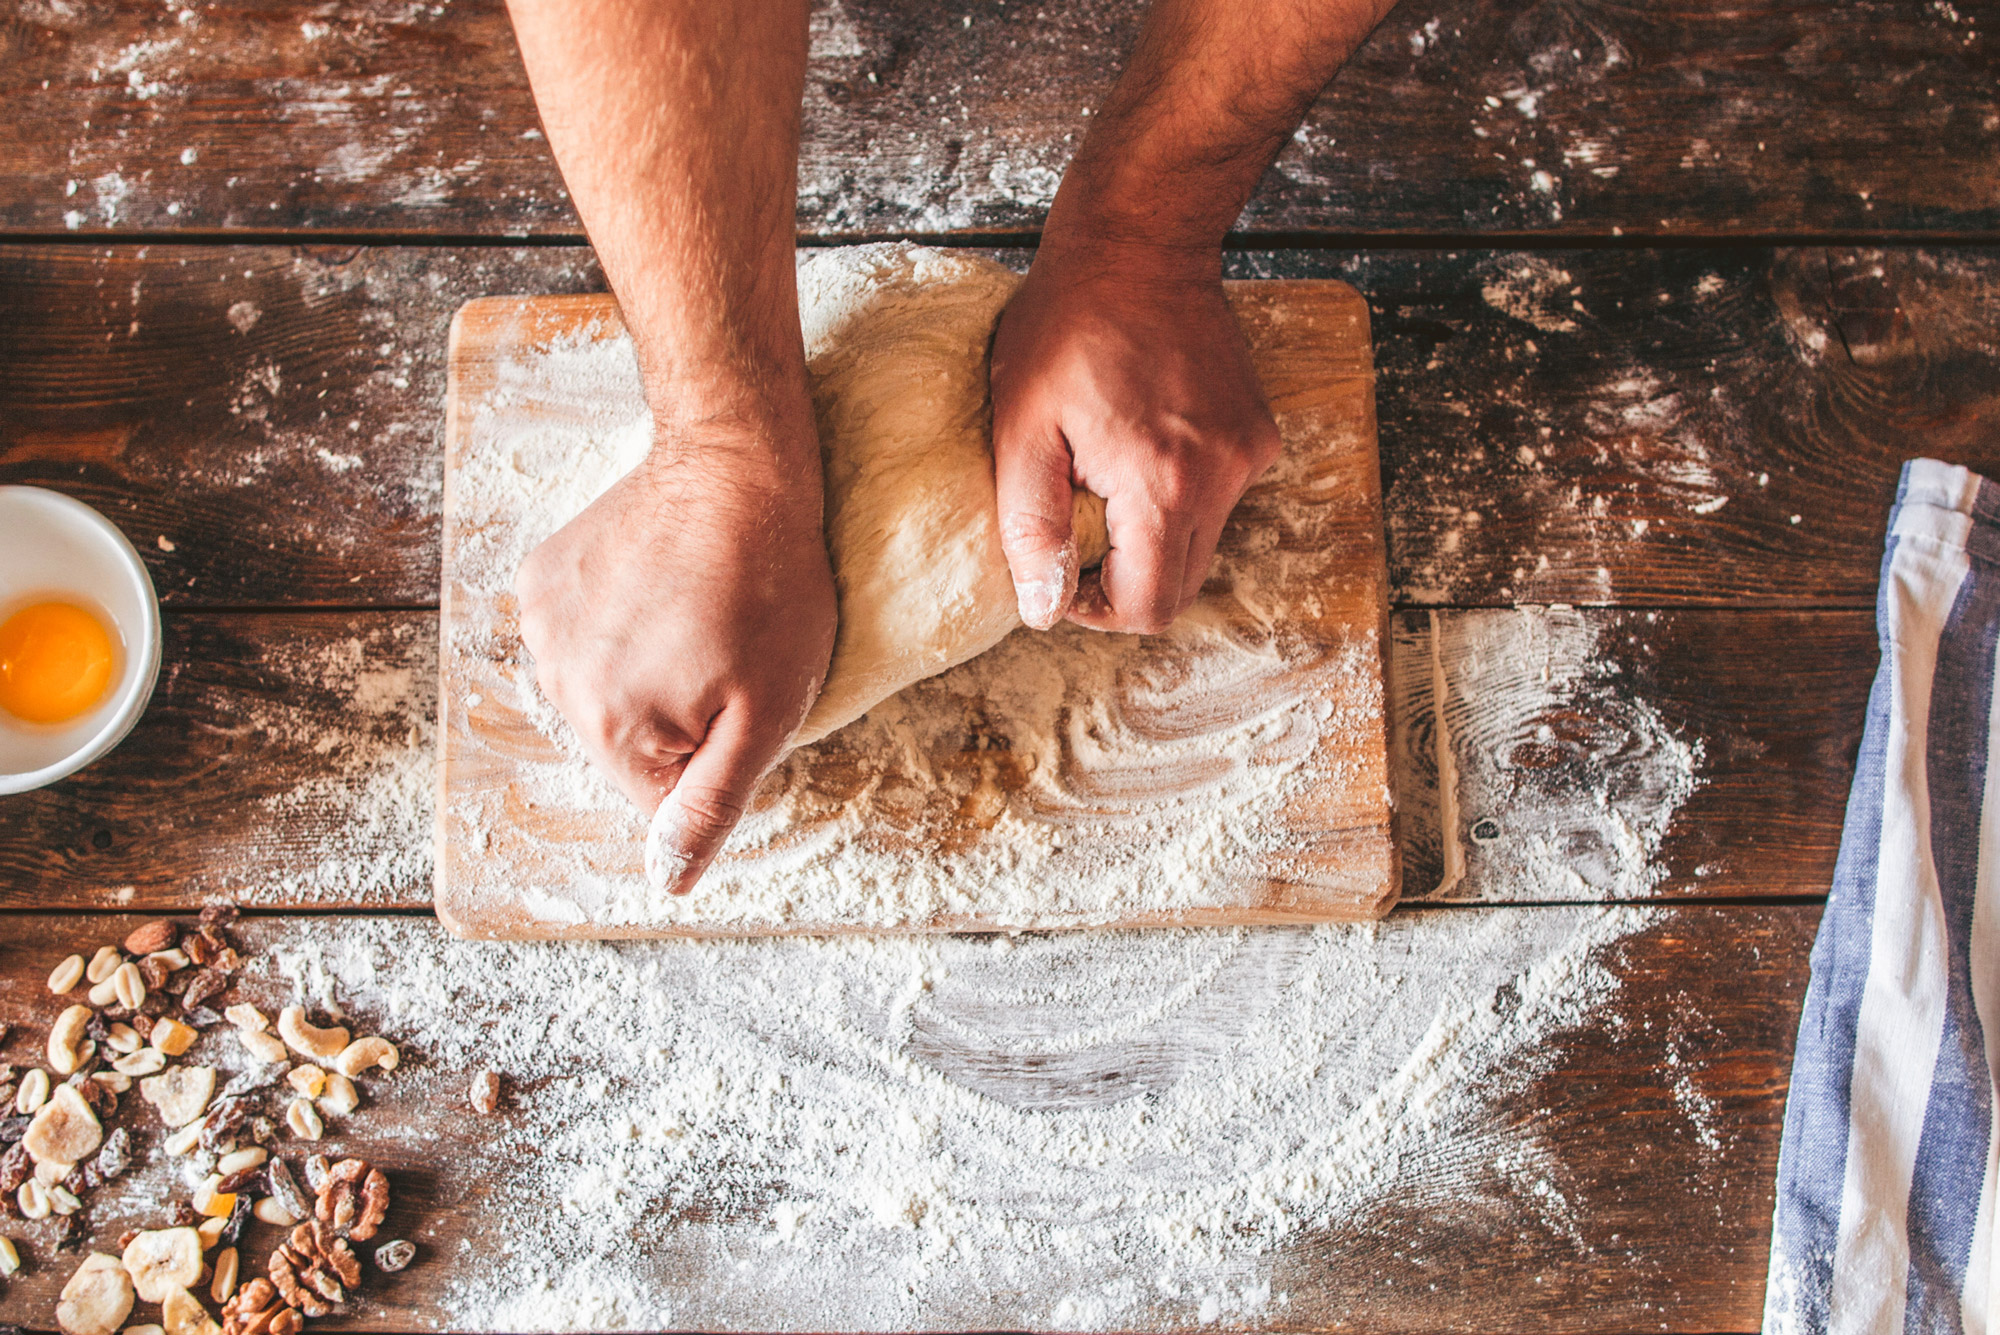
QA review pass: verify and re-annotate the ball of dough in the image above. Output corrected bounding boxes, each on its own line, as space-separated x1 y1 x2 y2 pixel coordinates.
793 243 1106 747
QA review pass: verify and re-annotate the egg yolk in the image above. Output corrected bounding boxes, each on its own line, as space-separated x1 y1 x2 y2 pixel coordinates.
0 602 117 725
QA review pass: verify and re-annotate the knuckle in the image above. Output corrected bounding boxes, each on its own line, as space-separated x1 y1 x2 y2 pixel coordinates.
668 784 747 842
1149 455 1201 514
999 509 1071 556
1243 424 1283 472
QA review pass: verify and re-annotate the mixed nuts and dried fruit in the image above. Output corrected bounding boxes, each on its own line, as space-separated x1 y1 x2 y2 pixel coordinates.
0 909 432 1335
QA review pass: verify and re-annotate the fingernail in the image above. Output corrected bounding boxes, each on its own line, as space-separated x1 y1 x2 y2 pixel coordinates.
1014 539 1077 631
644 794 695 894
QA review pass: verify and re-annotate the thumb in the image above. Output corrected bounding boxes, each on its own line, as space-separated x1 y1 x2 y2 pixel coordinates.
994 418 1079 631
643 705 776 895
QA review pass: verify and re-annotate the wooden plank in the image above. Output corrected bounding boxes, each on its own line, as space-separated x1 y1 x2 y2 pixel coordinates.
2 0 1994 238
6 245 1996 610
437 282 1397 936
0 607 1863 912
0 244 604 608
0 612 436 911
0 905 1816 1332
1333 246 2000 608
1395 607 1871 903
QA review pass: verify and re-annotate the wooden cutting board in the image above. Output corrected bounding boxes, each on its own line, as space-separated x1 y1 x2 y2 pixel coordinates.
437 278 1396 938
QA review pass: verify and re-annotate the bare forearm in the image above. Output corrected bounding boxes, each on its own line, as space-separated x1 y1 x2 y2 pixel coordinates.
507 0 812 446
1046 0 1396 265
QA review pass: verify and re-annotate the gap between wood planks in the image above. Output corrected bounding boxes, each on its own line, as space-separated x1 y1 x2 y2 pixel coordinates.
5 230 1999 250
0 896 1829 923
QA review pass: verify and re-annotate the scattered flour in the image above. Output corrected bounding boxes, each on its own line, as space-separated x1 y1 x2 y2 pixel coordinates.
443 280 1386 931
1479 256 1580 334
267 903 1662 1330
224 618 436 906
1397 606 1702 900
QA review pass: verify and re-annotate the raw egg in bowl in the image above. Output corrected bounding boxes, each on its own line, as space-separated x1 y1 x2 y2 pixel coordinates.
0 487 161 794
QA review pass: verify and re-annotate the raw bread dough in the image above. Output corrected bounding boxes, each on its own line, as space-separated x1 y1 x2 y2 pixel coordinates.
792 243 1107 747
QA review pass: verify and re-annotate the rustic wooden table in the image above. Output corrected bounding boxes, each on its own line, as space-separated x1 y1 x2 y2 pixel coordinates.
1 0 1997 1330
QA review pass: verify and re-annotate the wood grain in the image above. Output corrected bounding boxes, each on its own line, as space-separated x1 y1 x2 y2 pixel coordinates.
2 0 1994 238
0 607 1866 912
0 612 435 910
437 283 1398 934
6 245 1997 611
1395 607 1871 902
0 244 605 608
0 905 1816 1332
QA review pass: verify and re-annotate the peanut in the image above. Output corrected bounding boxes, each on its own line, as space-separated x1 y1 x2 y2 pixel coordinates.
17 1180 50 1219
16 1067 50 1114
112 960 146 1010
254 1196 299 1227
216 1146 268 1176
316 1071 359 1117
285 1099 324 1141
86 945 123 985
211 1245 240 1303
47 953 85 994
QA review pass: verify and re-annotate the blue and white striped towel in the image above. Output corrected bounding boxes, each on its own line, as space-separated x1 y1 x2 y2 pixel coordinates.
1766 458 2000 1335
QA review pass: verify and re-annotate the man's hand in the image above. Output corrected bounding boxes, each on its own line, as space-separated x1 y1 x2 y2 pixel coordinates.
514 425 836 892
506 0 820 891
989 0 1397 632
991 244 1280 633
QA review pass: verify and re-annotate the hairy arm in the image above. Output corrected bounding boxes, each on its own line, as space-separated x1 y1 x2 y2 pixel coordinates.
505 0 836 892
993 0 1398 631
508 0 812 424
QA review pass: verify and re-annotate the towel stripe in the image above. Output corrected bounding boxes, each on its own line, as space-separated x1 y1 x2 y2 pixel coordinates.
1904 557 1999 1335
1767 458 2000 1335
1827 532 1959 1335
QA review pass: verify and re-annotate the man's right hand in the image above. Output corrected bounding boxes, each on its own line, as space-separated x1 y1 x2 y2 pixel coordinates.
513 421 837 894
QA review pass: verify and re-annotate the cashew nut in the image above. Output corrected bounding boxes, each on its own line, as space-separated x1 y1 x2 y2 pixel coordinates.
277 1007 349 1062
48 1004 92 1075
333 1037 398 1078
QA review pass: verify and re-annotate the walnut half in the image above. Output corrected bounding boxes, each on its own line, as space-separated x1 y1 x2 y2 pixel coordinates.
313 1158 388 1242
220 1279 302 1335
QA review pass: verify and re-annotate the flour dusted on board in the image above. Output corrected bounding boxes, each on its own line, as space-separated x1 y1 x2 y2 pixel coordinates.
267 905 1663 1330
448 249 1383 929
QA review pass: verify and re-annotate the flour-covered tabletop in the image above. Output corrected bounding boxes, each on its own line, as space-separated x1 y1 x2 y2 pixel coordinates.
4 0 2000 1328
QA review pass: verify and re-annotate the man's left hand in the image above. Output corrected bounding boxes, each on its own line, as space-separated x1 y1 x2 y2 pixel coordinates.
989 244 1282 634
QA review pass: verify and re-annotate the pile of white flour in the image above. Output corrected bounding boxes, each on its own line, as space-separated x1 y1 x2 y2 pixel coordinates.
268 905 1660 1330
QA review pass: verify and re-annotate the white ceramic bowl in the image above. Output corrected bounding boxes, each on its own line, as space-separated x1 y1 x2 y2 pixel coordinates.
0 487 162 794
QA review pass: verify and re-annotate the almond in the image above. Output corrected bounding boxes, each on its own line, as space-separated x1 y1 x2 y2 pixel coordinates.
124 921 178 956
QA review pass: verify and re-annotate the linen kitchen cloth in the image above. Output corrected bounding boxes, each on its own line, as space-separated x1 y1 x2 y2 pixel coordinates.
1765 458 2000 1335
